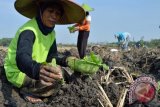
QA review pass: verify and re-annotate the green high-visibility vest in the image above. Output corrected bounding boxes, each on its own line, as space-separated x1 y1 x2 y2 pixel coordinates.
4 18 56 87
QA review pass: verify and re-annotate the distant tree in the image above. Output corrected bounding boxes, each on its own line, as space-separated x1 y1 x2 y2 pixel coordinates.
149 39 160 47
0 38 12 47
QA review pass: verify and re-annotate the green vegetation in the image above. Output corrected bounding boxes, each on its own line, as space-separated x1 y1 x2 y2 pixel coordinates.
146 39 160 48
0 38 12 47
67 52 109 75
128 39 160 48
0 38 160 48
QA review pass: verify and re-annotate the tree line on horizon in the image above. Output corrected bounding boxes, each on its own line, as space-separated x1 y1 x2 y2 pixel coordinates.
0 38 160 48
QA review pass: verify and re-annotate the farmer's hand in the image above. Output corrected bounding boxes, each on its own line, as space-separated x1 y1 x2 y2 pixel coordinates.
74 26 79 31
39 65 63 86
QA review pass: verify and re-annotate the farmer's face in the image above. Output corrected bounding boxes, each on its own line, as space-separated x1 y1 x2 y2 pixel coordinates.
41 6 62 27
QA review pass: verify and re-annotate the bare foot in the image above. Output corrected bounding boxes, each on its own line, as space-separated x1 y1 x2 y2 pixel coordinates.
24 95 43 103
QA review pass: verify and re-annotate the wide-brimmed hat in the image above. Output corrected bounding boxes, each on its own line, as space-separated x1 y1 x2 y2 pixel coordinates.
14 0 85 24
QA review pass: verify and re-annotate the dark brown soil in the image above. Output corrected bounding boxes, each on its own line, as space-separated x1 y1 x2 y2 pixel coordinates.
0 46 160 107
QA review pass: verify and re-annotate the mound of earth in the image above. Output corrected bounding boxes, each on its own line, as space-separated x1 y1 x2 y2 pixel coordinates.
0 46 160 107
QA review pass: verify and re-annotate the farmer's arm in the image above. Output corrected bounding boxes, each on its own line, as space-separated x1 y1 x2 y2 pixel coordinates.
78 20 90 31
16 30 41 80
72 23 79 27
46 40 67 67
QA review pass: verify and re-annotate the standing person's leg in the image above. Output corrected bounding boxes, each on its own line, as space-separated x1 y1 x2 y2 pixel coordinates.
77 31 84 59
77 31 89 59
125 40 129 50
82 31 89 58
118 41 123 50
122 43 126 50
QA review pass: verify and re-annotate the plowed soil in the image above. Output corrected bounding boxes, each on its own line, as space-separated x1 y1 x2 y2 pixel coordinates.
0 46 160 107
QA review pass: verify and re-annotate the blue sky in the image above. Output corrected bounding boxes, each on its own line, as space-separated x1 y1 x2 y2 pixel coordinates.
0 0 160 44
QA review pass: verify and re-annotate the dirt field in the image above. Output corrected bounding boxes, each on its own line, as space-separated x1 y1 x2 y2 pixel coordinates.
0 46 160 107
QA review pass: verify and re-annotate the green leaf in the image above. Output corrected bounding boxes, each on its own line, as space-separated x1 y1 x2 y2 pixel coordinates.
49 59 56 67
102 64 109 71
68 26 75 33
87 52 102 65
68 52 109 75
58 78 65 84
82 3 94 12
158 81 160 92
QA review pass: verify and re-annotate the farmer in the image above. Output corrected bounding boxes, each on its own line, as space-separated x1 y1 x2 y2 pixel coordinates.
114 32 131 50
135 39 144 49
71 4 94 59
4 0 85 104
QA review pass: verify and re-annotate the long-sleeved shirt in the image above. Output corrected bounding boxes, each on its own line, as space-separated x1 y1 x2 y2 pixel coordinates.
16 30 67 79
115 32 131 42
74 18 90 31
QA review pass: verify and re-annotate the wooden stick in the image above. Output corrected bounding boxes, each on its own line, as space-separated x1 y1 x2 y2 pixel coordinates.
96 81 113 107
113 66 134 83
97 98 105 107
115 81 128 85
116 88 128 107
104 69 112 82
98 91 109 106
